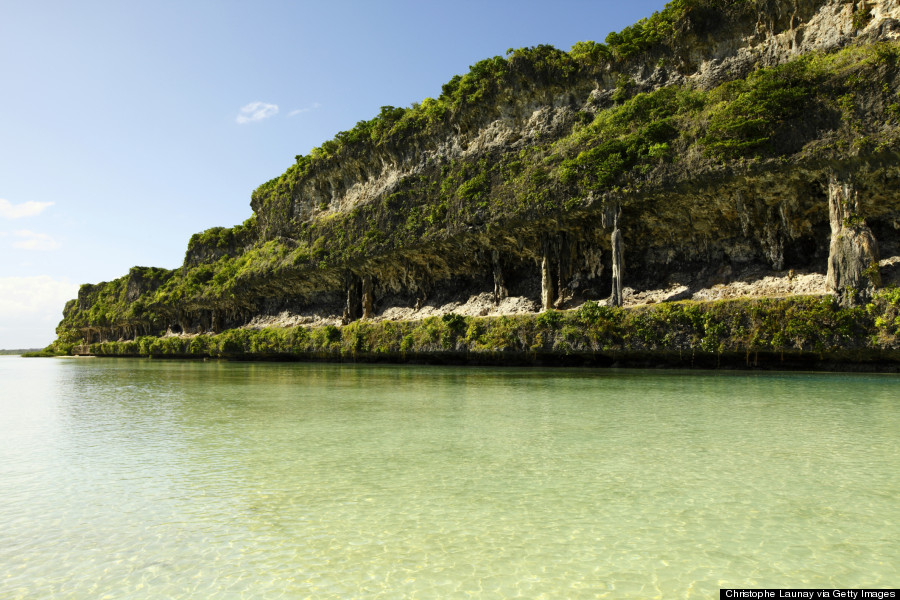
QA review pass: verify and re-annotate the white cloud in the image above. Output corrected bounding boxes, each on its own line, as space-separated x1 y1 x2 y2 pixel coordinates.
236 101 279 124
0 276 77 315
0 276 79 348
11 230 60 251
0 198 54 219
288 102 322 117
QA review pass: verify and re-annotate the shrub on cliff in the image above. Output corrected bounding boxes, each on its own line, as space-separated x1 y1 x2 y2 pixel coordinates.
76 296 899 363
703 60 817 158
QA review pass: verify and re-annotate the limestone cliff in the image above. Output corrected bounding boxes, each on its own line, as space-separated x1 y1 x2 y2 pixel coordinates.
52 0 900 349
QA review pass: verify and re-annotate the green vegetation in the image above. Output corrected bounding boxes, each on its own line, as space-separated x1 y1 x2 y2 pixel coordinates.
602 0 716 60
559 85 699 194
59 267 174 334
53 294 899 366
702 60 816 157
868 286 900 339
187 215 257 255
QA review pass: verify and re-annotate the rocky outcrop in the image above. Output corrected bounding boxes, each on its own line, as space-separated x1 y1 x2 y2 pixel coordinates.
826 173 882 305
125 267 170 302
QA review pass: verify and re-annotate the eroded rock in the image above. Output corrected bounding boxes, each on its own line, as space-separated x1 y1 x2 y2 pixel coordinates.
826 174 881 305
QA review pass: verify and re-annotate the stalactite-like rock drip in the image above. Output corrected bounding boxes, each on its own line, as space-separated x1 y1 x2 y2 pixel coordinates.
413 271 431 310
178 310 192 334
211 310 223 333
540 235 555 311
826 174 881 307
491 249 508 305
361 274 375 319
555 232 573 309
610 210 625 308
342 272 362 324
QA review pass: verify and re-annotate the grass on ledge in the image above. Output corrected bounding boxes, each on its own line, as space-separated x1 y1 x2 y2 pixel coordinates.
45 293 900 363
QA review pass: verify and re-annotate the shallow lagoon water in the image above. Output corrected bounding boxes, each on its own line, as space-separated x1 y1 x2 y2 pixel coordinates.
1 356 897 598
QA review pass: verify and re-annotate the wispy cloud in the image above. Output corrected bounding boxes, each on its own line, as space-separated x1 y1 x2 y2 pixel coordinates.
288 102 322 117
236 101 279 124
0 276 77 316
0 198 54 219
0 275 79 347
11 230 60 251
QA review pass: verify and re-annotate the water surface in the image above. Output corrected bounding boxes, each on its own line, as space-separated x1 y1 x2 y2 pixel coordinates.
1 357 897 598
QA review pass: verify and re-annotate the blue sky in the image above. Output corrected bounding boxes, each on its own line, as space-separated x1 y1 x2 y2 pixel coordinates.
0 0 670 348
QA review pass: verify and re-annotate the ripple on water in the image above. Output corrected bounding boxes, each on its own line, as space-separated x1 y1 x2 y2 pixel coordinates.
0 359 898 598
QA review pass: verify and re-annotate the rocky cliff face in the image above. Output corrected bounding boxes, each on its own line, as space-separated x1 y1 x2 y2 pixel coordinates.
54 0 900 347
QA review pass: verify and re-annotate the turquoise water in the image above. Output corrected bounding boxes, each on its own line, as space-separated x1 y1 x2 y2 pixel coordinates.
0 356 897 598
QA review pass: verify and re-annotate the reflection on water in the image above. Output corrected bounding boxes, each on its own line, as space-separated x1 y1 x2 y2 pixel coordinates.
1 357 898 598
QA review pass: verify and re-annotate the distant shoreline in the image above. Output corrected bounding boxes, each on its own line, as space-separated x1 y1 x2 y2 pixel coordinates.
0 349 41 356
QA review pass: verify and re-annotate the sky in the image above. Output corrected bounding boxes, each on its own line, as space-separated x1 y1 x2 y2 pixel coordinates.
0 0 671 349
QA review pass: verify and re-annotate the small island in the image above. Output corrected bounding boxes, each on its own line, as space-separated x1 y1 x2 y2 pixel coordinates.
42 0 900 370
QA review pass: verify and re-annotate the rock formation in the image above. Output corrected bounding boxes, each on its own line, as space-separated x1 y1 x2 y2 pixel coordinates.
826 173 882 305
610 214 625 309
